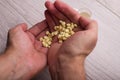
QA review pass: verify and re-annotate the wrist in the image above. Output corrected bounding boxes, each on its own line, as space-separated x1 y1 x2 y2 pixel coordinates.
58 54 86 69
49 53 86 80
59 56 86 80
58 51 86 65
4 48 35 80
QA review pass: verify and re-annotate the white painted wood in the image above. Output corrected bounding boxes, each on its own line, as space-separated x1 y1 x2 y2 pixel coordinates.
0 0 120 80
96 0 120 17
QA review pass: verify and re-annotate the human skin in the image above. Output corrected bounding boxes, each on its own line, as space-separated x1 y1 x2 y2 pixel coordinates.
0 0 98 80
0 21 49 80
45 1 98 80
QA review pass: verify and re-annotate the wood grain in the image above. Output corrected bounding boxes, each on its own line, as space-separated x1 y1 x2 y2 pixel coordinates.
96 0 120 18
0 0 120 80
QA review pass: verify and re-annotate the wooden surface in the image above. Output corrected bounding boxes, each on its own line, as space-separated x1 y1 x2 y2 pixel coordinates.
0 0 120 80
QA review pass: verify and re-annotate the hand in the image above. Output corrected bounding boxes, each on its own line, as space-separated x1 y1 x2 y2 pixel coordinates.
5 20 48 79
45 1 98 80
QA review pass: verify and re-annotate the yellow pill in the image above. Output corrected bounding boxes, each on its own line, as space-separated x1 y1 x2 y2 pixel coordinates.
44 36 48 39
40 37 43 41
65 33 70 38
49 38 52 41
59 20 64 24
67 23 70 27
63 37 67 40
47 41 52 45
54 26 57 30
59 25 63 30
70 31 75 35
53 31 58 35
64 29 69 33
58 34 62 39
74 24 77 27
59 40 63 43
46 31 49 34
51 32 55 37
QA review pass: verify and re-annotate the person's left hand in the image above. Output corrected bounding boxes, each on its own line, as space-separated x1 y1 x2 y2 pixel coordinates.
5 20 49 79
44 1 98 80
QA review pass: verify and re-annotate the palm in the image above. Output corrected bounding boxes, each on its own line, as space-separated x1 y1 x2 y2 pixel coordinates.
45 1 82 65
27 20 49 70
27 27 48 54
8 20 49 76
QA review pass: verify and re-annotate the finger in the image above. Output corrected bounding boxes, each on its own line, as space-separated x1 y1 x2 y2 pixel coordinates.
44 10 60 43
87 20 98 32
45 1 70 22
45 10 56 32
50 13 60 25
79 16 98 31
28 20 48 36
54 0 80 24
79 16 91 29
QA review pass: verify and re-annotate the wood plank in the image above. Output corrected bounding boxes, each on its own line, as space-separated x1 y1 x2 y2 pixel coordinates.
0 0 120 80
96 0 120 18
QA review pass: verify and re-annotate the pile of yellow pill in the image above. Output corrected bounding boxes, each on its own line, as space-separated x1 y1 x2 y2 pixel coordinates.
40 20 78 48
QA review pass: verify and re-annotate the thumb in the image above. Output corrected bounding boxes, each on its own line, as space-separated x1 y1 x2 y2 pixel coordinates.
15 23 28 32
7 23 28 47
79 16 98 31
9 23 28 35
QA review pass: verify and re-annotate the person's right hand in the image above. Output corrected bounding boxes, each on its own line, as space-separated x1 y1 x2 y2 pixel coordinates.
45 1 98 80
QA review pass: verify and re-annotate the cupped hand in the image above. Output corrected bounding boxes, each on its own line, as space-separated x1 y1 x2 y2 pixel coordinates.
45 0 98 77
5 20 48 79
